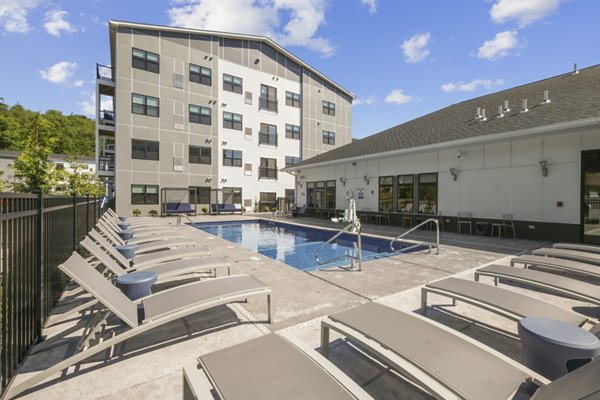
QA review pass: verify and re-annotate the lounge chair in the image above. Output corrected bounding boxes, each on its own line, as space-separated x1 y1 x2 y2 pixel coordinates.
183 333 372 400
532 248 600 266
94 222 195 253
321 302 550 400
3 252 272 400
511 255 600 279
98 217 183 239
88 230 210 269
474 264 600 306
421 277 592 328
291 203 308 217
553 242 600 254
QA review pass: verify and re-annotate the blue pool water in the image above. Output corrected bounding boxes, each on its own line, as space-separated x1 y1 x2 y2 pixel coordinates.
195 220 417 271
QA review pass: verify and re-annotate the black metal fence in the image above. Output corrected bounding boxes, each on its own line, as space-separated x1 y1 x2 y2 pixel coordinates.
0 193 102 393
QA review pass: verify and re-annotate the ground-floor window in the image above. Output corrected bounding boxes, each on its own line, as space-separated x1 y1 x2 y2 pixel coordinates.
378 176 393 211
189 186 211 204
222 187 242 205
306 182 315 207
397 174 414 212
259 192 277 211
131 184 159 204
306 180 335 208
417 173 438 214
325 180 336 209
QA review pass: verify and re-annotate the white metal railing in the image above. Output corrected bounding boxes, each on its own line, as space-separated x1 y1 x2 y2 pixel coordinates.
315 221 363 271
390 218 440 255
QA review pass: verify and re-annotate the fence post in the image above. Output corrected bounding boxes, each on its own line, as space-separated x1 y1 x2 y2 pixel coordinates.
86 195 90 232
34 190 44 338
72 193 77 251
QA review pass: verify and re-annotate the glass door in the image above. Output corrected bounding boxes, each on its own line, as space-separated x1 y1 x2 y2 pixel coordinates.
582 150 600 244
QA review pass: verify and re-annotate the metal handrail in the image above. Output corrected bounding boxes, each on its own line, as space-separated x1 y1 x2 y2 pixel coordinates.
390 218 440 255
315 221 363 271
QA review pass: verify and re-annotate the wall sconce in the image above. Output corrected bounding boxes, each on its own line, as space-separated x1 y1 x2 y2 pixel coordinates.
298 182 303 188
221 141 227 145
205 177 212 183
363 175 370 185
450 168 458 181
339 177 346 186
204 138 212 143
539 160 548 177
220 178 227 183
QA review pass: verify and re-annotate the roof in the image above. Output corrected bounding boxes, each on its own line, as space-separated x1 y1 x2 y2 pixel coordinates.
291 64 600 169
107 20 354 99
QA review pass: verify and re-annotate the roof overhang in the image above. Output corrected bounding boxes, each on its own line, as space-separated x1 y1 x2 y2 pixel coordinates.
284 116 600 172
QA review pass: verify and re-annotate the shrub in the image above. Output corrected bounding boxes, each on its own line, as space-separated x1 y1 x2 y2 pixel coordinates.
148 209 158 217
262 206 270 212
201 207 208 214
132 208 141 217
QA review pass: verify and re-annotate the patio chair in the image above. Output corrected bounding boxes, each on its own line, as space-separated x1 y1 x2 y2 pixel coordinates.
3 252 272 400
89 230 210 269
532 248 600 266
321 302 551 400
491 213 516 238
456 212 472 234
474 264 600 306
553 242 600 254
291 203 308 217
183 333 372 400
95 222 195 253
100 214 182 235
511 255 600 279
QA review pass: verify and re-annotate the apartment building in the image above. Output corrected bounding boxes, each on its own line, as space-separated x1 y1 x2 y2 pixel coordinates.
95 21 353 215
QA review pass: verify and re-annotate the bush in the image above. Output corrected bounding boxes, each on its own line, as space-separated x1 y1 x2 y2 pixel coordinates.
148 209 158 217
201 207 208 214
132 208 141 217
262 206 270 212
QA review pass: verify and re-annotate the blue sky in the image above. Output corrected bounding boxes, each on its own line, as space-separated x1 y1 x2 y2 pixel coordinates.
0 0 599 138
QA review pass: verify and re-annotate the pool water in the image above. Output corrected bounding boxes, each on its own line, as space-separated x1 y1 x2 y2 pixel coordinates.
195 220 418 271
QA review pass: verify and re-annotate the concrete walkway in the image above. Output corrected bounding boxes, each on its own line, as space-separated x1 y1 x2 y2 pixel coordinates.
8 214 598 399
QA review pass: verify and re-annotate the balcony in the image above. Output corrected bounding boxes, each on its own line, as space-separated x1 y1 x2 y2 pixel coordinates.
99 109 115 126
98 156 115 172
258 97 278 113
96 63 114 81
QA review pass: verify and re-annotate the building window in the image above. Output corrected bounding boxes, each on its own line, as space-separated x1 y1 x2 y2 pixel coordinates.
223 149 242 167
306 182 315 207
131 184 159 204
417 173 438 214
397 174 414 212
285 156 300 167
323 100 336 116
378 176 393 212
285 124 301 140
132 94 159 117
189 145 211 164
189 105 211 125
223 112 243 130
259 192 277 211
259 84 278 112
131 139 159 160
189 186 211 204
325 180 336 209
189 64 211 86
223 74 243 93
132 48 159 73
223 187 242 205
322 130 335 145
259 123 278 146
286 91 301 107
259 158 278 180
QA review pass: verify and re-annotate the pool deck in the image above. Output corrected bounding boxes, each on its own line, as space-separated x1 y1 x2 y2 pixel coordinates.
9 214 600 399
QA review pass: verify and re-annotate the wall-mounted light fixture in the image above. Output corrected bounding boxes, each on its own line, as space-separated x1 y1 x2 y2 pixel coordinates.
220 178 228 183
363 175 370 185
339 177 346 186
450 168 458 181
205 177 212 183
204 138 212 144
539 160 548 177
221 141 227 145
298 182 303 188
457 151 463 159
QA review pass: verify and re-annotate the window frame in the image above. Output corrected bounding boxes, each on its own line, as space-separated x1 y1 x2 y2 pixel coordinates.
132 93 159 117
322 100 336 116
131 139 159 161
259 84 278 112
285 91 301 107
259 123 278 146
189 104 212 125
132 48 159 73
189 64 212 86
131 184 159 205
223 111 243 130
223 149 242 167
189 186 211 204
396 174 415 212
223 73 243 94
259 157 278 180
378 176 393 212
417 173 438 214
188 145 212 165
285 156 300 167
285 123 301 140
322 130 335 145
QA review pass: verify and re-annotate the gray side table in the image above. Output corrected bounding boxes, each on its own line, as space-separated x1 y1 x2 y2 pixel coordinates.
116 270 158 300
518 317 600 380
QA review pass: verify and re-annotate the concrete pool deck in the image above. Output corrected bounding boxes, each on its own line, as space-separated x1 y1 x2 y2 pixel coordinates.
9 214 600 399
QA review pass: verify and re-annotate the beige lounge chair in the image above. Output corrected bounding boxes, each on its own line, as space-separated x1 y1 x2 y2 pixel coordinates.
511 255 600 279
97 218 186 244
184 333 372 400
553 242 600 254
3 252 271 400
94 222 195 253
532 248 600 266
475 264 600 306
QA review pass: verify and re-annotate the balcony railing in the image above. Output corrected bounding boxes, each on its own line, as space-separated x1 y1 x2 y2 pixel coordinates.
259 97 278 112
98 156 115 172
96 63 114 81
258 132 278 146
99 109 115 126
259 167 278 180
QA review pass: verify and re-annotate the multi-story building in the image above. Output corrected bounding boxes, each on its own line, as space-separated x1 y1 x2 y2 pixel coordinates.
95 20 353 215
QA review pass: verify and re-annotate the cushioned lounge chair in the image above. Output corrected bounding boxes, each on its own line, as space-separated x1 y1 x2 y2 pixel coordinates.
89 230 210 269
323 303 600 400
553 242 600 254
3 252 272 400
511 255 600 279
532 248 600 266
475 264 600 306
321 302 550 400
183 333 372 400
421 277 592 329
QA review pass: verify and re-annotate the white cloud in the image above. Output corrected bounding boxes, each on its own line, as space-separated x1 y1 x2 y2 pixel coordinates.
385 89 412 105
168 0 335 57
44 10 77 37
79 93 112 117
490 0 563 27
0 0 40 33
441 79 505 93
353 95 376 106
477 30 524 60
73 80 84 87
39 61 78 85
360 0 377 14
401 32 431 64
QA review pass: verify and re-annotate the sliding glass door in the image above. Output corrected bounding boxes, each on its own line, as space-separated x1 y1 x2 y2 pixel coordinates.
582 150 600 244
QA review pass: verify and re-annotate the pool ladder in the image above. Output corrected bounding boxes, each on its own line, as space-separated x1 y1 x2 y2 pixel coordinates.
315 221 363 272
390 218 440 255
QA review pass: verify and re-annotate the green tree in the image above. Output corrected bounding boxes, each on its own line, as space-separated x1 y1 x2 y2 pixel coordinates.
0 169 6 192
64 160 105 196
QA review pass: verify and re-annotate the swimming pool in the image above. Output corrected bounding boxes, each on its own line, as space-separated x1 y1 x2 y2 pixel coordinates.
195 220 420 271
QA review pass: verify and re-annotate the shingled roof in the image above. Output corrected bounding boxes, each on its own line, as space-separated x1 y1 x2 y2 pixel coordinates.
292 64 600 168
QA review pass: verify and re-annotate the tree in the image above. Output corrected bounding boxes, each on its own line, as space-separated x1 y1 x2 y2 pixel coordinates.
0 170 6 192
64 159 105 196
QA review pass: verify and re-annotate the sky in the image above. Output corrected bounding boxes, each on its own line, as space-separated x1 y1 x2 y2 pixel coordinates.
0 0 599 139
